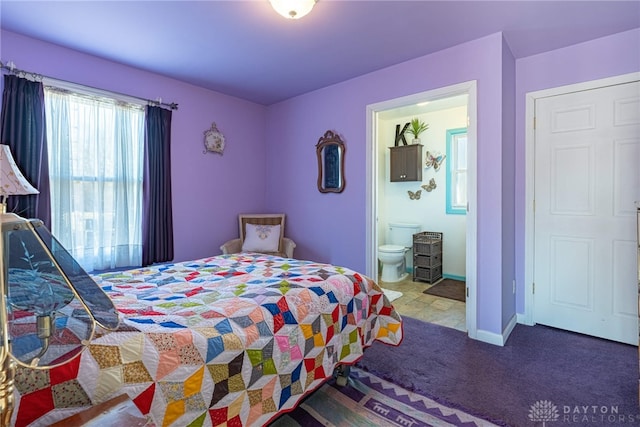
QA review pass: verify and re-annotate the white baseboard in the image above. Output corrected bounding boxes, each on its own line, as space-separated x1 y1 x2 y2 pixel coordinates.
516 312 533 326
503 314 517 343
475 314 517 347
475 329 504 346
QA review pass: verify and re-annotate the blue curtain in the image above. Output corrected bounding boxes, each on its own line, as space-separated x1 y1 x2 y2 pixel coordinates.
142 105 174 266
0 75 51 225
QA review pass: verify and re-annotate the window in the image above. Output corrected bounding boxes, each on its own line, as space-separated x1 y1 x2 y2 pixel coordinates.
44 88 144 271
446 128 467 215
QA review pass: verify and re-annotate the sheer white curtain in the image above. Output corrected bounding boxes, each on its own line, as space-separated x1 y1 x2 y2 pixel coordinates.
45 88 144 271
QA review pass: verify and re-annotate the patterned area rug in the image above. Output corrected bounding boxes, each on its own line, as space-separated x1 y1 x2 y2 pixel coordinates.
270 367 498 426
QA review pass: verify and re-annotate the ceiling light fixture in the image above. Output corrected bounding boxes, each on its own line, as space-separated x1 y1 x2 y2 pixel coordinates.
270 0 317 20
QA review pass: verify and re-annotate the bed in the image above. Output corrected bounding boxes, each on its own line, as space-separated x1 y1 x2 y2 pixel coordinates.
12 252 403 426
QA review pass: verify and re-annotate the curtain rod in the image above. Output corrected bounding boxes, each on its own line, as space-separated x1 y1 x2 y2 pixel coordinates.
0 60 178 111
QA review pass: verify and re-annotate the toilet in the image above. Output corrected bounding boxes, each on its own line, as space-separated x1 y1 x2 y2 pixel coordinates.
378 222 421 283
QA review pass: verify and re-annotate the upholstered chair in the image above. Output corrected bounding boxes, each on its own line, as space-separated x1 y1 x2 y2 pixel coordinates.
220 213 296 258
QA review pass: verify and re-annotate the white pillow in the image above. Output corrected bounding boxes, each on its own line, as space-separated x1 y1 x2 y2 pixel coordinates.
242 223 281 253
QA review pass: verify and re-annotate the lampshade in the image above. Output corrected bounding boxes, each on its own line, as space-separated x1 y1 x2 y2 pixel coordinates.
1 215 119 367
270 0 317 19
0 214 119 422
0 145 39 198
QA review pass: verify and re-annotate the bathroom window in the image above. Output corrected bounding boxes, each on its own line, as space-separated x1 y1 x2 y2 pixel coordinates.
446 128 467 215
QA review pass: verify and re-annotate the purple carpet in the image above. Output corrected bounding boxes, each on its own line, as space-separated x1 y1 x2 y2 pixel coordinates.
355 316 639 426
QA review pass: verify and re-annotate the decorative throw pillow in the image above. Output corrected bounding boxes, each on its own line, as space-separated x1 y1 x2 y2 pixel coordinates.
242 223 281 253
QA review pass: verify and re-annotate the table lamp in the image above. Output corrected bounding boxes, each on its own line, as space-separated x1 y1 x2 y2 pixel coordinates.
0 144 119 424
0 144 39 214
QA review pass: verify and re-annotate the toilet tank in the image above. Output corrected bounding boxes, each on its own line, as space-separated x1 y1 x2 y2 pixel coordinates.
388 222 421 247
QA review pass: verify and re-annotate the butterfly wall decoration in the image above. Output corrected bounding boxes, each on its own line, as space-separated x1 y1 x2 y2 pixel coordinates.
425 151 446 171
407 190 422 200
421 178 437 192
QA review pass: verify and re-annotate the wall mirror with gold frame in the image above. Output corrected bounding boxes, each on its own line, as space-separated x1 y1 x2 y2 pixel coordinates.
316 130 345 193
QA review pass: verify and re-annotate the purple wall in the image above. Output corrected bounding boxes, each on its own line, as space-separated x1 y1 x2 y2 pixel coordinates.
0 30 268 263
265 33 510 335
514 28 640 314
501 37 517 329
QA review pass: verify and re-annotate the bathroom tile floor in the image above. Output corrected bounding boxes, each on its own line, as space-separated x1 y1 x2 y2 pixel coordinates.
379 275 466 332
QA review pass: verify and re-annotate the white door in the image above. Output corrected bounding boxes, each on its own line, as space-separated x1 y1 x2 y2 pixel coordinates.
534 81 640 345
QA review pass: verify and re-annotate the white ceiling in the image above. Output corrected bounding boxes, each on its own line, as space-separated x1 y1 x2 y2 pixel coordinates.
1 1 639 105
377 94 468 120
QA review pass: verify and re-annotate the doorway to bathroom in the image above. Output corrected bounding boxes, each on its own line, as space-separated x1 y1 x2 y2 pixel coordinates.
365 81 478 338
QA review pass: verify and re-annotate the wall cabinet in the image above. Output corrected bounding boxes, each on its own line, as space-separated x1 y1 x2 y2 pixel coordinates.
413 231 443 283
389 144 422 182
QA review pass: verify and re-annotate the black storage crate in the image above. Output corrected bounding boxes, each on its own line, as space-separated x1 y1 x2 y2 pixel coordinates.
413 232 443 255
413 231 443 283
414 253 442 268
414 265 443 283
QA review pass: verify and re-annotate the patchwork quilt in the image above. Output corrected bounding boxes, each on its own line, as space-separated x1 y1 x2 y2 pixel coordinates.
12 253 403 426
